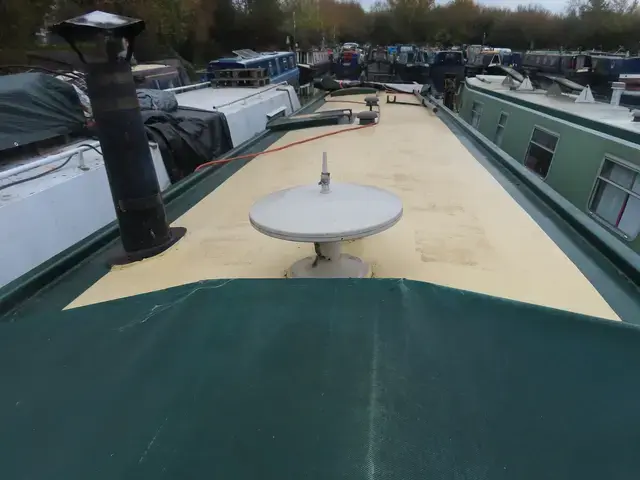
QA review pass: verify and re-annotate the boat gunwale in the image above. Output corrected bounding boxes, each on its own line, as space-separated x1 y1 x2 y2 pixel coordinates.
428 88 640 289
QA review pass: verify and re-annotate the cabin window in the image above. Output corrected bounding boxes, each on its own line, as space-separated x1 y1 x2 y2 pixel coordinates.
470 101 483 129
589 157 640 239
494 112 508 147
268 61 275 76
280 58 288 71
524 127 558 178
289 56 295 68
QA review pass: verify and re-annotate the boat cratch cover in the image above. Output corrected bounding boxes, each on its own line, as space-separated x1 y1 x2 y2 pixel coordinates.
1 278 640 478
0 72 86 152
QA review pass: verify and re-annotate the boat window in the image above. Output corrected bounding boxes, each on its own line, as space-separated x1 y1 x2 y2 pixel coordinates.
470 101 483 129
524 127 559 178
289 56 295 68
281 58 288 71
589 157 640 239
268 61 275 76
494 112 508 147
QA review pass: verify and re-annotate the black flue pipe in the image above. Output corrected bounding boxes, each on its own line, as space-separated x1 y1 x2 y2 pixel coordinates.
85 42 182 261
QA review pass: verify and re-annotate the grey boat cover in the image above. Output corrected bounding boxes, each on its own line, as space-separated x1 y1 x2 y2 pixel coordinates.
0 72 86 152
137 88 179 112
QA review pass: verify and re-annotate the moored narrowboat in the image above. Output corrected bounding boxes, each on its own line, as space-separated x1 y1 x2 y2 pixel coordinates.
207 49 299 88
457 74 640 255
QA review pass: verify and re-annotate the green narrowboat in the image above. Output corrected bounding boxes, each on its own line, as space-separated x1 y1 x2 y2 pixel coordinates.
458 75 640 254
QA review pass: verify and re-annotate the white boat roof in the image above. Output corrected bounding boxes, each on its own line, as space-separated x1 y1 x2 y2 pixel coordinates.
132 64 171 72
468 75 640 138
175 84 286 110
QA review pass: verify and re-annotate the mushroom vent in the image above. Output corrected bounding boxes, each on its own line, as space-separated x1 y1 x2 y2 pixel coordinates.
357 110 378 125
365 95 379 110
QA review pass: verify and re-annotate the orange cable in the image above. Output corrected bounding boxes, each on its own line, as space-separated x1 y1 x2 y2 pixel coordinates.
194 121 376 172
325 99 366 105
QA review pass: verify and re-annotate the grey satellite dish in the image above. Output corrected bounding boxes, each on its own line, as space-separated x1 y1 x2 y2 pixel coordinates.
249 153 403 278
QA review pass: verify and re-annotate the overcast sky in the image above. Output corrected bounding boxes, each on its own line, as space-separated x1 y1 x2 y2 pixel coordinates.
358 0 569 13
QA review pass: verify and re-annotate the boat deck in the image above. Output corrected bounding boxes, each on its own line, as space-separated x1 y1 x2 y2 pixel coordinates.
3 89 640 480
469 75 640 136
64 92 620 320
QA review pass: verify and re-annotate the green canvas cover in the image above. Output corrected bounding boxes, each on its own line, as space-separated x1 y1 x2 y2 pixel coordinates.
1 278 639 479
0 72 86 152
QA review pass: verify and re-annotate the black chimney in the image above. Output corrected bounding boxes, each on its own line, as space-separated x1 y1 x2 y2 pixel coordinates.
51 11 185 262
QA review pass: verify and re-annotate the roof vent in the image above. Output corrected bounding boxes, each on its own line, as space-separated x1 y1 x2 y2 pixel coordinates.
501 75 516 87
248 152 403 278
611 81 625 107
632 110 640 122
365 95 379 110
575 85 595 103
517 76 534 91
357 110 378 125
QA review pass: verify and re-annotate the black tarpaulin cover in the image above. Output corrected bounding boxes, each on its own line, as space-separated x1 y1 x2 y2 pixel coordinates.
0 73 86 152
141 107 233 181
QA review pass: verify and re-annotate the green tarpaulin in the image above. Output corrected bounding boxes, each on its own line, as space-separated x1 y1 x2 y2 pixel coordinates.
1 278 639 479
0 72 86 152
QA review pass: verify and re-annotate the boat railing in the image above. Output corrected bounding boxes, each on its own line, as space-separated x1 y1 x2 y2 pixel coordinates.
164 81 212 94
296 50 329 65
0 141 102 182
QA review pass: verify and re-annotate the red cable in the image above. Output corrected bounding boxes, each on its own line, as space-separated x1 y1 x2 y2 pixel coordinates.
194 122 376 172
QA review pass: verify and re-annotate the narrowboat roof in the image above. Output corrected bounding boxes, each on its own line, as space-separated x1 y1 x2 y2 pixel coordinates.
61 92 620 319
467 75 640 138
173 83 294 110
2 86 640 479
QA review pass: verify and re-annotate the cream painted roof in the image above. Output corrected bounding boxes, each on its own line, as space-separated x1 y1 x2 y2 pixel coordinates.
67 93 619 320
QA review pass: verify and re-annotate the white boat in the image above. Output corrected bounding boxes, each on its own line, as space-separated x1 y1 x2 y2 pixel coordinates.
0 73 300 289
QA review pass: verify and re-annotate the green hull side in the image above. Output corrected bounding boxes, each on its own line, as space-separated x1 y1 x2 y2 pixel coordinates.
458 83 640 253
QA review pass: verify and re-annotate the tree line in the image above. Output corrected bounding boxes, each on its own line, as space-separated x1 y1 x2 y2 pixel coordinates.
2 0 640 65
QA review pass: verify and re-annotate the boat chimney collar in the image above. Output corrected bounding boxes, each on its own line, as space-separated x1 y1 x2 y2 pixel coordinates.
632 110 640 122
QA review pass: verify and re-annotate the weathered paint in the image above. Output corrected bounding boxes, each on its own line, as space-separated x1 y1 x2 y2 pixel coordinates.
458 82 640 252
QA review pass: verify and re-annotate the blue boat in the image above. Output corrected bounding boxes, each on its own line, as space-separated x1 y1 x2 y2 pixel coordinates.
333 46 362 80
206 49 299 88
591 53 640 87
